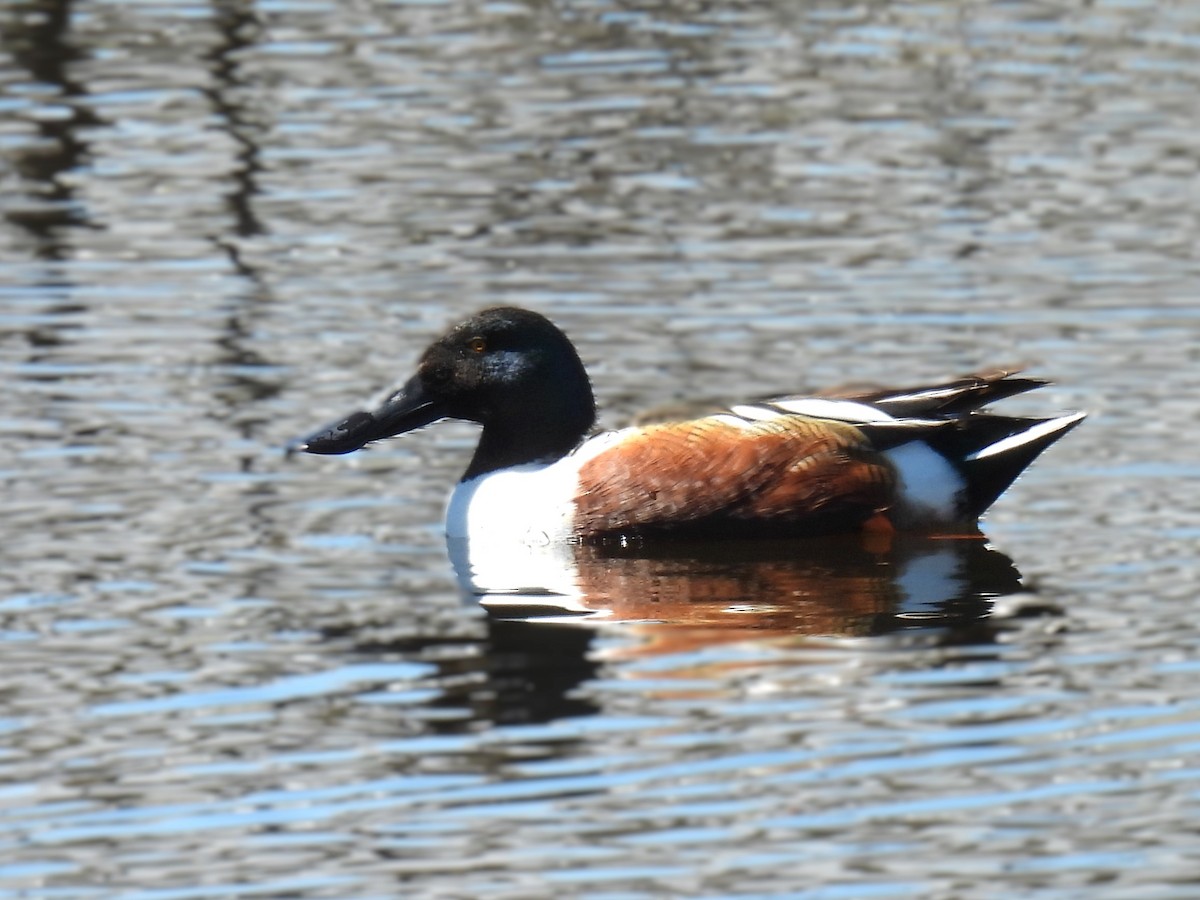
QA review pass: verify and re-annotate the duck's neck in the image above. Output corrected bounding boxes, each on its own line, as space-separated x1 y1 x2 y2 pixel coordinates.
463 396 595 481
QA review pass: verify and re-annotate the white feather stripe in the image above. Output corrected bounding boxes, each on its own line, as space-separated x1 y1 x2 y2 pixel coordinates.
729 404 783 421
767 397 896 422
876 386 967 403
966 412 1087 461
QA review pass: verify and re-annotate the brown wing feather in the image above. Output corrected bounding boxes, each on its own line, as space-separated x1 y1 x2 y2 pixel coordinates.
573 416 894 538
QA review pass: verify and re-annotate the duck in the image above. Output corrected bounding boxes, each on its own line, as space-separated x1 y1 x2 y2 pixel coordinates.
291 306 1084 546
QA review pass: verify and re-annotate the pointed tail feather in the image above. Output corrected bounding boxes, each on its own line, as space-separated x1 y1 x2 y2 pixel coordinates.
824 367 1047 418
959 412 1086 517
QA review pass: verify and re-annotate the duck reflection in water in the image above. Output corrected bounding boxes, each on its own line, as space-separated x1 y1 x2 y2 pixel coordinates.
336 534 1031 732
451 530 1029 657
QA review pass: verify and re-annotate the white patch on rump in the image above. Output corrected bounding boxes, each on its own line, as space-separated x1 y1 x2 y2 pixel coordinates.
882 441 965 526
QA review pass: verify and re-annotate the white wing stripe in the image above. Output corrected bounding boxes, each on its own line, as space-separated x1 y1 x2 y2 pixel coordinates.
767 397 896 423
729 404 784 421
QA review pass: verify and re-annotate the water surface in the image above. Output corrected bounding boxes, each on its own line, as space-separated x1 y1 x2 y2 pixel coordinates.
3 0 1199 896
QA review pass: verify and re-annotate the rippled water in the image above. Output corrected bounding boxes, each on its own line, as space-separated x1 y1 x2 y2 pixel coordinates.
3 0 1200 896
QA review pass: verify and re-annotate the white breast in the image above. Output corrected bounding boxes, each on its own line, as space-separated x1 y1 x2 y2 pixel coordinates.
444 432 636 601
444 464 582 599
444 429 630 544
445 463 575 544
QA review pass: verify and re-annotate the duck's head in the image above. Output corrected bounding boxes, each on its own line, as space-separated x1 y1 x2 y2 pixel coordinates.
292 307 597 478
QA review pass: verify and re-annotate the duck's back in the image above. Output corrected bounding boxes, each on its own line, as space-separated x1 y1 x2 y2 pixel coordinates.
571 413 897 539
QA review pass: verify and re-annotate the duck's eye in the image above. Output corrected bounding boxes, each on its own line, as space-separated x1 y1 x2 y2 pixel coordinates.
467 336 487 353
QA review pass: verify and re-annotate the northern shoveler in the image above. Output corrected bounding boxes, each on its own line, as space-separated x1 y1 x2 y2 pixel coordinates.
292 306 1084 545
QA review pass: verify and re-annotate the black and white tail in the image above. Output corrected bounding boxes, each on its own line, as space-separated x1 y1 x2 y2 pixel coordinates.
944 411 1086 517
749 368 1085 524
831 369 1085 520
